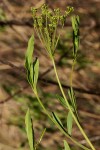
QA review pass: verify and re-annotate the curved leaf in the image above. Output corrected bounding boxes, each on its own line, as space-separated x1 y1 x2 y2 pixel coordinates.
64 140 71 150
52 112 63 127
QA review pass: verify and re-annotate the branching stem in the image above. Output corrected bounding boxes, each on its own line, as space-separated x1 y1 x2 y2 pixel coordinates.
33 89 90 150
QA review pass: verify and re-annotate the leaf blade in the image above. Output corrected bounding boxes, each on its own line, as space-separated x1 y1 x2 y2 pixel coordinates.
33 58 39 90
71 15 80 56
25 35 34 69
35 128 46 148
52 112 63 127
67 111 73 135
64 140 71 150
25 109 35 150
56 94 68 108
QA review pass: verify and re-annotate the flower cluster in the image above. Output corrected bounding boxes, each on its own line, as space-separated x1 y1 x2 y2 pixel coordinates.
31 4 74 57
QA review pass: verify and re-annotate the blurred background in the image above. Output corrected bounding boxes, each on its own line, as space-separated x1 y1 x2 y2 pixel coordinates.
0 0 100 150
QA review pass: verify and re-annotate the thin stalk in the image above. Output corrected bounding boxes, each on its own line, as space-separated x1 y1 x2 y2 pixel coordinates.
46 13 48 29
34 27 51 57
70 58 76 88
33 89 90 150
39 28 47 49
52 26 57 52
70 58 80 121
52 58 96 150
54 34 60 51
45 29 51 52
35 27 44 47
38 28 48 53
36 28 52 57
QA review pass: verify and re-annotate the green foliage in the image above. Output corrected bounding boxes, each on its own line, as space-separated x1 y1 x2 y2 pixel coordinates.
25 109 35 150
56 94 68 108
25 35 39 91
71 15 80 57
56 94 74 111
68 88 77 112
25 109 46 150
33 58 39 90
35 128 46 149
67 111 73 135
68 88 79 121
64 140 71 150
52 112 63 128
52 112 71 137
25 4 95 150
25 35 34 70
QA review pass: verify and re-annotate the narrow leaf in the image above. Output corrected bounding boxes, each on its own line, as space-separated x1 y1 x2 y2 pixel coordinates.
33 58 39 89
71 15 79 34
68 88 76 111
35 128 46 148
52 112 70 136
25 109 35 150
57 94 74 112
68 88 79 122
25 35 34 87
67 111 73 135
52 112 63 127
25 35 34 70
71 15 80 56
70 88 76 110
56 94 68 108
64 140 71 150
28 63 34 87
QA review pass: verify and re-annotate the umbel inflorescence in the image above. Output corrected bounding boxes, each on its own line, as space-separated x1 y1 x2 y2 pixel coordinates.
31 4 74 57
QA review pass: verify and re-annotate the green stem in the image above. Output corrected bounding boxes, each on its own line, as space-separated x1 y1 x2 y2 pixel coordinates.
70 58 76 88
33 89 90 150
52 58 96 150
33 90 52 121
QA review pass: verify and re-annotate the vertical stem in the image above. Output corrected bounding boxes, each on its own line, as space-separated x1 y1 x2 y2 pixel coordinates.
70 58 76 88
52 58 95 150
